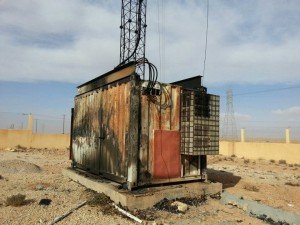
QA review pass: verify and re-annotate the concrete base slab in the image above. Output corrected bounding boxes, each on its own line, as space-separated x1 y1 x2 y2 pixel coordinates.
63 168 222 210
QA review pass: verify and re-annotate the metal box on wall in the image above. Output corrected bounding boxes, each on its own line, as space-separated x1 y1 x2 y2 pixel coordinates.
70 63 219 190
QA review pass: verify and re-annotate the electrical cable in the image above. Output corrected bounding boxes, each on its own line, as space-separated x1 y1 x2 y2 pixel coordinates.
162 0 166 83
233 85 300 96
202 0 209 80
136 57 159 94
156 0 162 81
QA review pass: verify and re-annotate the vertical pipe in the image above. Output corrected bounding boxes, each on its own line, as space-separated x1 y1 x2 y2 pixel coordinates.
241 128 245 142
27 113 33 132
62 114 66 134
285 128 290 144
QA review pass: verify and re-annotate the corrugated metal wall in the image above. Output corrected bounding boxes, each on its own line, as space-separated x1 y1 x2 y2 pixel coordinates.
139 84 181 183
72 82 131 180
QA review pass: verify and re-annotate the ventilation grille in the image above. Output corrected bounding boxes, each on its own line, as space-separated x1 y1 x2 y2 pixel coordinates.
180 89 219 155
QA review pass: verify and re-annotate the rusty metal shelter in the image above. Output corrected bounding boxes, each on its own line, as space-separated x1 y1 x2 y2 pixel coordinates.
70 62 219 190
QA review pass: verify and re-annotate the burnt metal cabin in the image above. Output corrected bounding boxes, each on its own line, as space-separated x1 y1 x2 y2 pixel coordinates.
70 62 219 190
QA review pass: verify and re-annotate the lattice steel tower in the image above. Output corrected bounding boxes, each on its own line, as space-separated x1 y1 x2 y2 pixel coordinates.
223 89 238 140
119 0 147 78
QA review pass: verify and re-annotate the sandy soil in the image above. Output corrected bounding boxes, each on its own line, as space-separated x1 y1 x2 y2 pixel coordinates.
0 148 298 225
208 155 300 214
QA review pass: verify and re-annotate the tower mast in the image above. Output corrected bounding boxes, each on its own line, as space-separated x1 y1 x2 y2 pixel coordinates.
119 0 147 79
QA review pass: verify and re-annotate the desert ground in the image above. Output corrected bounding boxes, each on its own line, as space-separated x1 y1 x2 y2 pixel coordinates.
0 148 299 225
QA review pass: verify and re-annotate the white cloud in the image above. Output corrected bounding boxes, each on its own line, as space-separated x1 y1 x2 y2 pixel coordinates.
0 0 299 84
272 106 300 117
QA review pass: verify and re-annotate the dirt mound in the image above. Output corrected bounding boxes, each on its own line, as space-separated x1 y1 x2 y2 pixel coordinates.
0 160 41 173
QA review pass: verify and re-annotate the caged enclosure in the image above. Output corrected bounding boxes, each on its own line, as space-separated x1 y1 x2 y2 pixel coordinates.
70 62 219 190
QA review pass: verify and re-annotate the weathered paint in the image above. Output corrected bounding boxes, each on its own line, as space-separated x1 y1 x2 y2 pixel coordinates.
72 80 132 181
153 130 181 179
77 64 136 95
139 84 181 184
71 63 219 188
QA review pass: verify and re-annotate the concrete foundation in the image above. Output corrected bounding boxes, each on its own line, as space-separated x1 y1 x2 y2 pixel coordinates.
63 168 222 210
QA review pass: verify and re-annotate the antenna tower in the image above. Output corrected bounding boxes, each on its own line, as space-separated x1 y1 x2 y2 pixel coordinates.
223 89 238 140
119 0 147 78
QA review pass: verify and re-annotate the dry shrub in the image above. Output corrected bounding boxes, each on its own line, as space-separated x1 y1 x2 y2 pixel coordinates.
269 159 275 163
231 154 236 158
87 192 119 215
285 182 300 187
0 175 3 179
15 145 27 150
225 157 234 162
6 194 28 206
244 159 250 164
278 160 286 165
243 184 259 192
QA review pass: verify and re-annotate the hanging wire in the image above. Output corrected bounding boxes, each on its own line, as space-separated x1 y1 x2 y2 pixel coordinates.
156 0 163 81
162 0 166 83
202 0 209 81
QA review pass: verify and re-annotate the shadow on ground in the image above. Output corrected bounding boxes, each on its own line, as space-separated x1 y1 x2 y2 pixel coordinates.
207 169 241 189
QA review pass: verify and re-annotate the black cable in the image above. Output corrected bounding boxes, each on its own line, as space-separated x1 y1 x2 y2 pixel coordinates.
233 85 300 96
136 57 159 95
202 0 209 79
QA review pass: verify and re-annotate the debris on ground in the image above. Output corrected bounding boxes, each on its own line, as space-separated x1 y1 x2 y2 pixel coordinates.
133 208 157 221
278 160 287 165
39 198 52 206
171 201 188 213
253 213 290 225
176 196 207 206
5 194 31 207
154 196 206 214
154 198 180 214
113 204 143 223
243 184 259 192
86 191 119 215
210 192 222 200
47 201 87 225
284 182 300 187
35 184 45 190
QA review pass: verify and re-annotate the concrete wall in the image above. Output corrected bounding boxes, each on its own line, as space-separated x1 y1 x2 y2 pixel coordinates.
0 129 70 150
220 141 300 164
1 128 299 163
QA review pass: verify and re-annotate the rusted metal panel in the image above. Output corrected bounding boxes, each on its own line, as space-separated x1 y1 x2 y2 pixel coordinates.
153 130 181 179
139 84 181 184
126 75 140 189
77 64 136 95
72 79 132 180
139 95 151 184
171 86 181 130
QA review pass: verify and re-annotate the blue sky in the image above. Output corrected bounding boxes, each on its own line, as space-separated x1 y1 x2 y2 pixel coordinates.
0 0 299 139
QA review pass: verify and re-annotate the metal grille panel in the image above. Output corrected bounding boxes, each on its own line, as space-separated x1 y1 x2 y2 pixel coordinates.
180 89 219 155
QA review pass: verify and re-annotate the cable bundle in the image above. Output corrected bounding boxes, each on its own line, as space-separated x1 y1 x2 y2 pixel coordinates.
149 83 172 109
136 58 158 95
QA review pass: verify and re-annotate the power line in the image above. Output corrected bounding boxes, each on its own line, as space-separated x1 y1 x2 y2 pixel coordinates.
0 111 70 119
202 0 209 80
233 85 300 96
156 0 162 81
